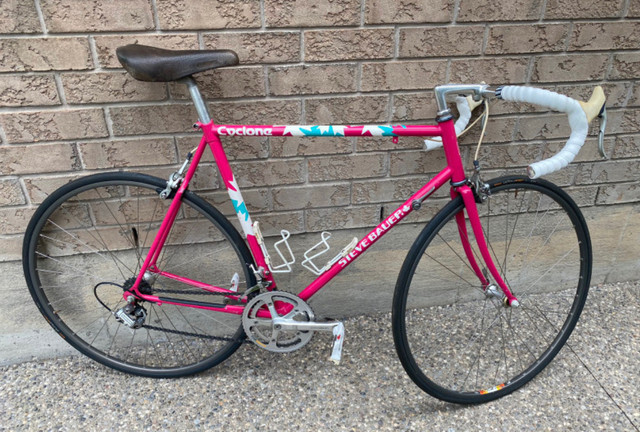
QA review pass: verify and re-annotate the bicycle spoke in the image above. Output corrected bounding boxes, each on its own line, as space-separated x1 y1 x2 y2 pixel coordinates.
149 305 183 362
502 188 530 277
520 245 578 293
396 179 590 402
161 244 232 273
157 306 199 362
35 251 94 279
423 252 478 289
27 174 253 375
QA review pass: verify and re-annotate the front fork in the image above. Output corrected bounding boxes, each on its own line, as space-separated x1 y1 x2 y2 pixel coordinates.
452 182 520 307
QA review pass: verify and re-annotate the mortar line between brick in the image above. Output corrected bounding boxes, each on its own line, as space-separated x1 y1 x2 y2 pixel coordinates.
393 27 399 59
384 152 390 179
87 36 102 71
300 97 307 123
75 139 88 170
0 19 634 41
33 0 47 35
452 0 461 24
0 82 569 111
525 56 535 84
263 65 271 98
620 82 634 109
215 21 613 33
622 0 631 17
103 107 115 139
604 53 616 82
15 176 32 206
0 124 8 145
564 22 574 52
540 0 549 22
53 74 67 105
481 25 490 55
0 49 635 72
445 59 451 83
360 0 366 27
71 142 82 171
150 0 161 31
260 0 266 30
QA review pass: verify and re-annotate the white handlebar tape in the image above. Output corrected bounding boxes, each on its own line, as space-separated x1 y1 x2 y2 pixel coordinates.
424 96 472 151
499 86 588 179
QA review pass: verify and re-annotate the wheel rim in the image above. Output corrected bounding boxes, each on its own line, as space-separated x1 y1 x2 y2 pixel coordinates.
398 179 590 400
25 174 253 375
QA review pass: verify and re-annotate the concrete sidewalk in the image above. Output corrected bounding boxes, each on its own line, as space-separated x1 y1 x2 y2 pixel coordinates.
1 281 638 431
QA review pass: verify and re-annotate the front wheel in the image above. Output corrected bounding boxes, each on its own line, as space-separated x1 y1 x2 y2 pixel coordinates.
23 172 256 377
392 176 591 404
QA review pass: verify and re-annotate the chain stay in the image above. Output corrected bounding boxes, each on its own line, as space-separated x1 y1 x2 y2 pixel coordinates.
150 280 267 297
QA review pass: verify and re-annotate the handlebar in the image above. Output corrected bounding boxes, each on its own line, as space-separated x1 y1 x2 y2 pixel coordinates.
428 84 607 179
497 85 606 178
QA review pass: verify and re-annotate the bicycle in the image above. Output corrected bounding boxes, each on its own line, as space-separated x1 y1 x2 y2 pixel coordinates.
22 44 608 404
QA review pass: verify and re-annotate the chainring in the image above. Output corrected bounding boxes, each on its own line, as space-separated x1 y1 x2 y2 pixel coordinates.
242 291 315 353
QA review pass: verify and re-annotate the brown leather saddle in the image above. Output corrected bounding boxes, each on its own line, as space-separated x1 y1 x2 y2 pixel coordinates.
116 44 239 82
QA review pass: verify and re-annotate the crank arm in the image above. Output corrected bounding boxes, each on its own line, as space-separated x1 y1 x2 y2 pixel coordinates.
272 318 345 364
273 318 340 332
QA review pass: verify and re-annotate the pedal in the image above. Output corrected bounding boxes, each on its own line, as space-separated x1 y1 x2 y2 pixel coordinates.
330 322 345 365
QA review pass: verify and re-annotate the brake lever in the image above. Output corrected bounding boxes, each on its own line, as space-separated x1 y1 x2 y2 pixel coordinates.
597 107 608 159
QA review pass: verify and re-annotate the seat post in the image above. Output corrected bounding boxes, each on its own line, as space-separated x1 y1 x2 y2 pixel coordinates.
181 77 212 124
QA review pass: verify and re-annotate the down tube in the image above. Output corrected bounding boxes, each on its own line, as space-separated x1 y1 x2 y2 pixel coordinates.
297 167 452 302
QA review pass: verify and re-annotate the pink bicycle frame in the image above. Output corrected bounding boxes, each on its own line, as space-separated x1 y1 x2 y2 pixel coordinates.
124 118 519 314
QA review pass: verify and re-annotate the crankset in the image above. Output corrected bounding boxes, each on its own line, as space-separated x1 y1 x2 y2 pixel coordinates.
242 291 345 364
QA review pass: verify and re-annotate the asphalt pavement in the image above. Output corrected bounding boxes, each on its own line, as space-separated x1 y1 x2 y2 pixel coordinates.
1 281 638 431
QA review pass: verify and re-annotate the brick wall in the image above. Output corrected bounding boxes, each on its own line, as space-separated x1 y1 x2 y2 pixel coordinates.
1 0 639 288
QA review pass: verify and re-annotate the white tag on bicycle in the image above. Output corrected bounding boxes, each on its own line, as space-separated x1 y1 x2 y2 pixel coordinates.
230 273 239 292
330 322 345 365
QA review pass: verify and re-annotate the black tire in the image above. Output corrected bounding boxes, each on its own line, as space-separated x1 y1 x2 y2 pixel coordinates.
23 172 256 377
392 176 591 404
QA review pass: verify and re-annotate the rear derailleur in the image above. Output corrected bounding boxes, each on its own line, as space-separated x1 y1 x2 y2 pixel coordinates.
113 277 151 329
114 296 147 329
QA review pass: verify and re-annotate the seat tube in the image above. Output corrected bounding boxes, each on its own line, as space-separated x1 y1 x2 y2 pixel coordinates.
198 126 274 289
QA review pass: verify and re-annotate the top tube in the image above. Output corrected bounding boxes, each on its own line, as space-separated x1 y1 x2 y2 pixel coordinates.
210 124 442 138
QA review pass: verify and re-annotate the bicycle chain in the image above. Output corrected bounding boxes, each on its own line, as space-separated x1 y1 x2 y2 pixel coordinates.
138 288 248 341
141 323 246 343
140 288 304 344
97 281 253 342
137 285 271 342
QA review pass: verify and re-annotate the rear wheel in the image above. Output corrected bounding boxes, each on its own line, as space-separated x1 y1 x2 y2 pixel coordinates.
392 176 591 403
23 172 256 377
